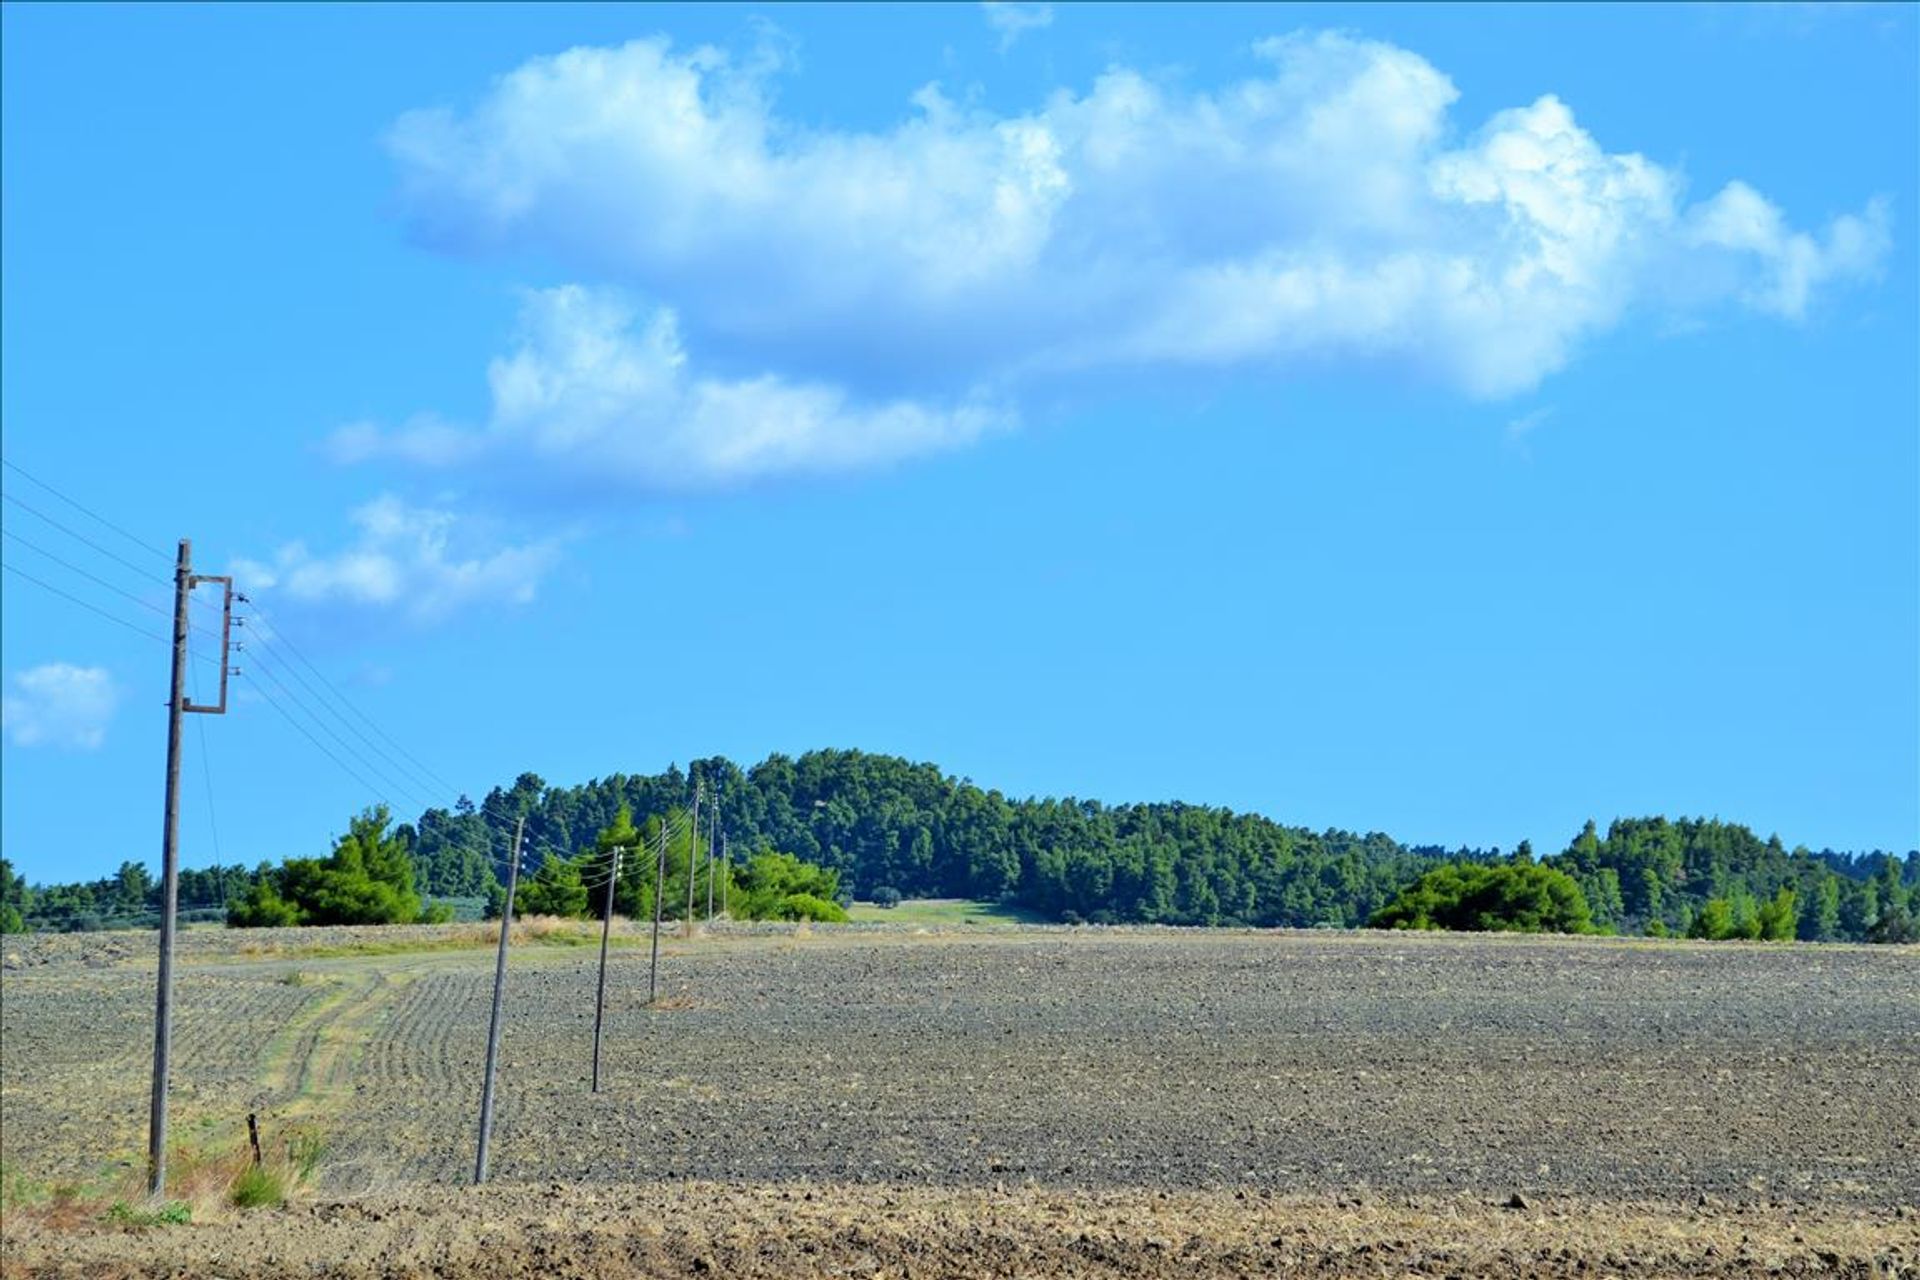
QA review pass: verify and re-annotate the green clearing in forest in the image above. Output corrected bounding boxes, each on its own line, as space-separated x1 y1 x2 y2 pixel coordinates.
843 898 1046 926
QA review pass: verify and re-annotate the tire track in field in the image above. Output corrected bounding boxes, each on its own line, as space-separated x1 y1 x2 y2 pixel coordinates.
253 964 413 1127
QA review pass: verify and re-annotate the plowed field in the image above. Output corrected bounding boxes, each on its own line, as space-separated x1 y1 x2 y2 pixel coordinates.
3 924 1915 1277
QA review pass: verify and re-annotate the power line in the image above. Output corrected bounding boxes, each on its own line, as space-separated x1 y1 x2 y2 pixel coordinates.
0 457 173 561
243 664 396 804
242 639 440 815
4 527 230 646
1 490 175 584
245 602 463 798
3 559 174 645
4 526 172 616
241 621 448 804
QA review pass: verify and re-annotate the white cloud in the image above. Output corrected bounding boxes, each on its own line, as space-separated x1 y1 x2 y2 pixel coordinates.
336 286 1011 488
983 2 1052 51
380 31 1890 479
3 663 119 750
232 496 561 622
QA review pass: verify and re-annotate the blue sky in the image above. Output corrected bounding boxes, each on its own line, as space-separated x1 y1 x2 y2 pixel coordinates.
3 3 1914 883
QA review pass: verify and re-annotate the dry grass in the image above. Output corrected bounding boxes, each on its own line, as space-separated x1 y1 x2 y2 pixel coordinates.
1 1124 328 1235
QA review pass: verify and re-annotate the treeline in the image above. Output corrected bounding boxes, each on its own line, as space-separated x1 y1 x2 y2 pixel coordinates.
409 751 1916 940
1554 817 1917 943
0 857 249 933
409 752 1483 931
5 750 1915 941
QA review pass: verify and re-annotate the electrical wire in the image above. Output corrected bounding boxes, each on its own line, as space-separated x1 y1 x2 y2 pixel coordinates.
241 616 449 804
244 666 396 803
0 457 173 561
2 526 171 616
4 559 174 646
245 601 461 799
242 639 441 815
0 489 175 583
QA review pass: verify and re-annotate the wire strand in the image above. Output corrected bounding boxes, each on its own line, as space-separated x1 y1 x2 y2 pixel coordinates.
0 490 182 588
0 457 173 561
3 559 173 645
243 640 440 814
244 666 396 804
246 602 462 798
2 525 173 614
241 618 449 803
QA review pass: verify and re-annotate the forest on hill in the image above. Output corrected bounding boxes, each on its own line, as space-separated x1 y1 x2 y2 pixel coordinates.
5 749 1915 941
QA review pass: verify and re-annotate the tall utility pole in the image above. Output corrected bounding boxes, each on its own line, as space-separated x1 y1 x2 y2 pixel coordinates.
474 818 524 1185
706 787 718 922
721 831 729 918
685 779 700 935
149 540 232 1199
590 846 620 1093
649 817 668 1003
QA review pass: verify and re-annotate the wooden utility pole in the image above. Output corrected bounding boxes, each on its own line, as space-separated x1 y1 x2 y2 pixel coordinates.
706 791 718 922
720 831 729 918
685 779 700 936
149 539 232 1199
590 846 620 1093
649 817 668 1002
474 817 524 1185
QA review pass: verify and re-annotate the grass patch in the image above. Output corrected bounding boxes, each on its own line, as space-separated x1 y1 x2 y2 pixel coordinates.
286 1132 326 1182
249 915 618 960
844 898 1048 926
229 1164 284 1208
105 1200 192 1227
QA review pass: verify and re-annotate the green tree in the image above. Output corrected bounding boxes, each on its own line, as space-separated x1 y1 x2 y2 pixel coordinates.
0 858 29 933
227 865 300 928
229 806 431 927
732 851 848 922
1368 862 1593 934
516 855 590 919
1755 886 1797 941
1689 897 1736 941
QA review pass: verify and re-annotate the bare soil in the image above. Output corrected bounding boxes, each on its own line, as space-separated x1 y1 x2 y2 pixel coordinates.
3 925 1916 1277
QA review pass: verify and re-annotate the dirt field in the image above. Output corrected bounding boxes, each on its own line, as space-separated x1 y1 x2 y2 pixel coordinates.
3 924 1916 1277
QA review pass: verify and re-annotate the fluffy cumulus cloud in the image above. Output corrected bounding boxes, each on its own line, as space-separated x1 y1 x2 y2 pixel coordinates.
333 287 1009 488
232 496 561 622
3 663 119 750
377 30 1889 485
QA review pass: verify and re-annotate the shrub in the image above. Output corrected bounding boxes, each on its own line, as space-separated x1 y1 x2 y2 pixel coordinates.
229 1165 284 1209
778 893 849 923
105 1200 191 1226
1690 897 1736 940
871 886 902 909
1368 861 1593 935
732 852 846 922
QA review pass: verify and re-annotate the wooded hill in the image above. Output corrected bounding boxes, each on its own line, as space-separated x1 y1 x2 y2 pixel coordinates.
409 750 1914 941
7 748 1915 940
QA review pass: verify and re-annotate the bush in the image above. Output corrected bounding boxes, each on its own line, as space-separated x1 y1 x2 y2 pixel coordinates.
871 886 902 909
105 1200 191 1226
1368 861 1594 935
228 806 430 927
732 852 846 922
776 893 848 922
229 1164 284 1209
1690 897 1737 940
